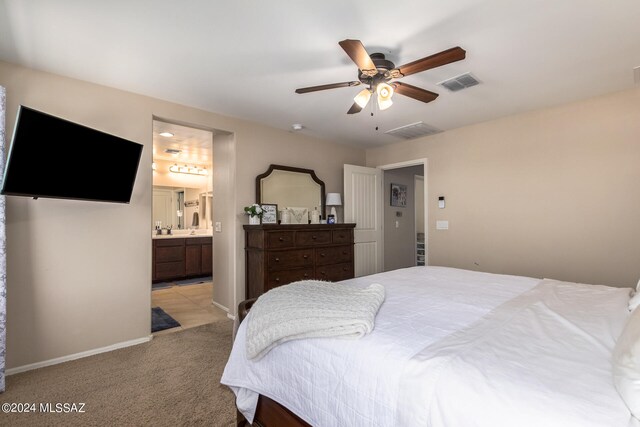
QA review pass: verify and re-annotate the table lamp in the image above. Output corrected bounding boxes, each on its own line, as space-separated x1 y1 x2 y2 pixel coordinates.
326 193 342 223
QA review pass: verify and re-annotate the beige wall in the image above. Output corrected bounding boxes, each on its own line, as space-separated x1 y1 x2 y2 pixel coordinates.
367 88 640 288
383 165 423 271
0 60 365 369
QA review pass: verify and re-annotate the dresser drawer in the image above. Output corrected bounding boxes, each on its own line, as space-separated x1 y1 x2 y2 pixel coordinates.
156 246 184 263
332 230 353 244
267 268 314 290
296 230 331 246
315 245 353 266
268 231 295 249
268 249 314 271
316 262 353 282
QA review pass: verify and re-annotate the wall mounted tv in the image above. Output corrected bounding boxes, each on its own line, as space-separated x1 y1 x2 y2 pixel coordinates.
1 106 143 203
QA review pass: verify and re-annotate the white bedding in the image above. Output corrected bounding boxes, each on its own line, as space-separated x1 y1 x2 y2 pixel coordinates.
221 266 633 426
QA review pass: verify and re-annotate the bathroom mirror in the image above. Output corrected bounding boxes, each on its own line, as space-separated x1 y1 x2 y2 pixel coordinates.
256 165 325 218
153 185 205 230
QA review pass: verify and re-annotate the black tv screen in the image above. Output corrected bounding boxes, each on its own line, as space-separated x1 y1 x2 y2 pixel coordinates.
1 106 143 203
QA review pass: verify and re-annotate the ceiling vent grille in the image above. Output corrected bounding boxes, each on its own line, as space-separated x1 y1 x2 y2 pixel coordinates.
439 72 480 92
164 148 182 154
385 121 442 140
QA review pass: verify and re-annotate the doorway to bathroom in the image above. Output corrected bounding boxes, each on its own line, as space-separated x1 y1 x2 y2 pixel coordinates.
150 119 226 335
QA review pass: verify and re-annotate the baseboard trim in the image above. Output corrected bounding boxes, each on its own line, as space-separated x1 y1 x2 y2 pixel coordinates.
211 299 229 313
6 335 153 376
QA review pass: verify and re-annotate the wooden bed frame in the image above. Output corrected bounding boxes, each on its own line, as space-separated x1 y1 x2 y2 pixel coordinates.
236 299 310 427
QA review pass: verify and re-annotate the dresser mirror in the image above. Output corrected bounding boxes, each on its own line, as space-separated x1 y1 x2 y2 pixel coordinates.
256 165 326 219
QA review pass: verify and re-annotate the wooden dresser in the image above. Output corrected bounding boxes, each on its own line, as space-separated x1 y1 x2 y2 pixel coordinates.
244 223 356 299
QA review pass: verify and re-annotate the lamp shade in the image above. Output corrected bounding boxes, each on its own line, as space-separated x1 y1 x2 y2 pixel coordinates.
353 89 372 109
377 82 394 111
326 193 342 206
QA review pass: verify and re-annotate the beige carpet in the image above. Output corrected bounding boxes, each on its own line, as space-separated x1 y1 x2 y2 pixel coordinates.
0 321 236 427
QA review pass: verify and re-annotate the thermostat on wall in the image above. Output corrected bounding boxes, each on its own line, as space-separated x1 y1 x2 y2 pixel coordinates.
438 196 445 209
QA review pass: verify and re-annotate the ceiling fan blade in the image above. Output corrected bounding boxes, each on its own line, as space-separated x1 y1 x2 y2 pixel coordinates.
392 82 439 103
338 39 377 75
295 81 360 94
347 102 363 114
391 46 466 78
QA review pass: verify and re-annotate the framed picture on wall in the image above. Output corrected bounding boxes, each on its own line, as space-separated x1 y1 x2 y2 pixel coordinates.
390 183 407 207
261 204 278 224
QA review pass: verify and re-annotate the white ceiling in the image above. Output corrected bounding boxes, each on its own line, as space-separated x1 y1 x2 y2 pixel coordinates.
152 120 213 165
1 0 639 148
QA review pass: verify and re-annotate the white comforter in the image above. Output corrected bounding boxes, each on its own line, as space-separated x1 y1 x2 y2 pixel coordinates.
221 266 633 426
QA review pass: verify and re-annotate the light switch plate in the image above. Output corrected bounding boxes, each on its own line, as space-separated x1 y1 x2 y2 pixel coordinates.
436 220 449 230
215 222 222 232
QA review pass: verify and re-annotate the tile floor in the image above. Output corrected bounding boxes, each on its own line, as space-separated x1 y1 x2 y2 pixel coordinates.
151 281 228 336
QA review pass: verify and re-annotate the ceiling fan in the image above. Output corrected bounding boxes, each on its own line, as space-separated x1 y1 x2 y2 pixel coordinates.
295 39 466 114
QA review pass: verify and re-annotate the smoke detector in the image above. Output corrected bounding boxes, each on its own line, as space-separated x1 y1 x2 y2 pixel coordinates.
291 124 304 131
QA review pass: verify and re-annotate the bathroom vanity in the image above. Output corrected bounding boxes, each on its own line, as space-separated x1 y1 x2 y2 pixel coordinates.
152 234 212 283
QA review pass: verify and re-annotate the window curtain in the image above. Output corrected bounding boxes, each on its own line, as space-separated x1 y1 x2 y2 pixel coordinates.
0 86 6 392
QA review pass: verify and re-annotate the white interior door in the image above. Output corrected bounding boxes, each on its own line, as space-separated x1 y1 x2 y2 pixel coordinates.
344 164 383 277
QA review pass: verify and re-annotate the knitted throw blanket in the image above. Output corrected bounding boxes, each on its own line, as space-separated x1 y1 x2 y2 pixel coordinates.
246 280 385 360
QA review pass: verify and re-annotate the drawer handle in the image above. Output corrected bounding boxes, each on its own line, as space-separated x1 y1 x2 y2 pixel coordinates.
278 237 284 242
320 253 326 257
338 234 344 238
342 251 348 255
303 255 309 259
303 273 309 278
275 278 280 283
311 235 317 240
275 257 280 262
343 267 348 271
320 271 326 276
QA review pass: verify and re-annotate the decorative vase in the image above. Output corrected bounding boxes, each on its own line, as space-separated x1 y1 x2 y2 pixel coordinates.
249 215 261 225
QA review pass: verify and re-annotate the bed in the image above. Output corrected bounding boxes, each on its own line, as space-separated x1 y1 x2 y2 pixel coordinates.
221 266 636 426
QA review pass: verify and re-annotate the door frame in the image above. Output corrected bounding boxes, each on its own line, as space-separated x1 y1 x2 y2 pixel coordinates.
375 158 428 267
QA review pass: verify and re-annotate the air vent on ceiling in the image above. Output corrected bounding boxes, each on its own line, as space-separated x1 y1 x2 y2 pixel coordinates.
439 72 480 92
164 148 182 154
385 122 442 140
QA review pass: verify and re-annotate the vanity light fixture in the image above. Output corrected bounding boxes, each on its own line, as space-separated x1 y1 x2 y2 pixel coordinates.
169 163 208 176
159 132 174 137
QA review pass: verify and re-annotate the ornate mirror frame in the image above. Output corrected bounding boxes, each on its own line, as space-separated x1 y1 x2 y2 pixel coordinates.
256 164 326 218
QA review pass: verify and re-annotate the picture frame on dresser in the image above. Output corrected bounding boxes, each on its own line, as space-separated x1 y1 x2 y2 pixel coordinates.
261 204 278 224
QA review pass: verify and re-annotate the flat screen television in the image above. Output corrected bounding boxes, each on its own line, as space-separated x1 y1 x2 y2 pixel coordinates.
1 106 143 203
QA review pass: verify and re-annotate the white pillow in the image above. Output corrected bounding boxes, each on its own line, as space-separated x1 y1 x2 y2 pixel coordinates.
613 306 640 419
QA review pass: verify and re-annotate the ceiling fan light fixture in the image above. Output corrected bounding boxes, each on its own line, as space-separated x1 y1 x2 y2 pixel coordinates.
376 82 394 110
354 88 372 108
377 82 394 99
378 97 393 110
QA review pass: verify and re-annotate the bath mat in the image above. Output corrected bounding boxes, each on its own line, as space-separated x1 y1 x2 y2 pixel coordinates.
175 276 212 286
151 307 181 333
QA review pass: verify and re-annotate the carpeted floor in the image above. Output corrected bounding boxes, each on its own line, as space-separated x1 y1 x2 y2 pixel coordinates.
0 320 236 427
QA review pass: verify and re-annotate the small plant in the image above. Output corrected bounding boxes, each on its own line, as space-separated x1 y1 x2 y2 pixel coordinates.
244 204 263 218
